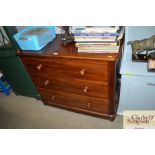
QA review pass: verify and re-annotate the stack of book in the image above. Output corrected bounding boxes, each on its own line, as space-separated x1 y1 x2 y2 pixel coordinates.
74 27 122 53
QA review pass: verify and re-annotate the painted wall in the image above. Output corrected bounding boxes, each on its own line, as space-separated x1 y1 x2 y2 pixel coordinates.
118 26 155 115
124 26 155 55
120 26 155 76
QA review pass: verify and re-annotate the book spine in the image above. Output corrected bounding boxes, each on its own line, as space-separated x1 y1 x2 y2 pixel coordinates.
78 49 118 53
74 36 116 40
76 41 117 44
74 33 118 36
76 43 117 46
78 47 119 50
74 39 116 42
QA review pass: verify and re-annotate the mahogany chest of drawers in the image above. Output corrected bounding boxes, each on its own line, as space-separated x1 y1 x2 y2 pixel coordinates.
17 35 124 121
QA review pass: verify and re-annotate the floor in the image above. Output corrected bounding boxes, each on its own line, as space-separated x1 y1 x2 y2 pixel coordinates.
0 92 123 129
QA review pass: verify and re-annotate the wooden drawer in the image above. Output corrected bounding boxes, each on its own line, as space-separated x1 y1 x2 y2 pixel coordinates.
21 57 109 82
38 88 109 114
31 75 109 100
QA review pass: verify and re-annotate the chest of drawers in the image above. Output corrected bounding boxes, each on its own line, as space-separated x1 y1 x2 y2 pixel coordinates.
17 35 124 121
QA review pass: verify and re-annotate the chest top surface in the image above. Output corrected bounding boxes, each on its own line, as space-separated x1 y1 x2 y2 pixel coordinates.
17 35 123 61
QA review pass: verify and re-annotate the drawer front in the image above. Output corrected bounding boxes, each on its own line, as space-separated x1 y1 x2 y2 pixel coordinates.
38 88 109 114
21 57 109 82
31 75 109 100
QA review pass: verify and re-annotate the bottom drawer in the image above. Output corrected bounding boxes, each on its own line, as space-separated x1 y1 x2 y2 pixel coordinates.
38 88 109 114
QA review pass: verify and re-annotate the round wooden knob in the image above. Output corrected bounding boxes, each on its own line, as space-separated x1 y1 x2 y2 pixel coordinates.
87 102 91 108
36 64 43 70
80 69 85 76
52 95 55 101
16 50 21 54
83 86 88 93
44 80 50 86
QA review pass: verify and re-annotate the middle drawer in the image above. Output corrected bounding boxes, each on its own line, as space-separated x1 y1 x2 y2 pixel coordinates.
30 75 109 100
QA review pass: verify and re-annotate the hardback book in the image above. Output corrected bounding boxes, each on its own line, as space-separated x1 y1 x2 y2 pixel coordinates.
74 27 119 34
74 36 116 42
78 46 119 50
74 33 119 37
76 43 118 48
74 36 116 38
75 42 118 46
78 49 119 53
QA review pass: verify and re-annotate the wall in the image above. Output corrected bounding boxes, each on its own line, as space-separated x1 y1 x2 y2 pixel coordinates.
120 26 155 76
124 26 155 54
118 26 155 115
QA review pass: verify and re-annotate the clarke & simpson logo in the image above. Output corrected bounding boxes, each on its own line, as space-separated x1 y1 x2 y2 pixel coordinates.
123 111 155 129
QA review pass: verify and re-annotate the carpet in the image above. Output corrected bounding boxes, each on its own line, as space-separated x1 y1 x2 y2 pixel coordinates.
0 92 123 129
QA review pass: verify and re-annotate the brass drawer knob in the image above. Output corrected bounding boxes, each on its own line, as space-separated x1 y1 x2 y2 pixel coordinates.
83 86 88 93
87 102 91 108
44 80 50 86
80 69 85 76
36 64 43 70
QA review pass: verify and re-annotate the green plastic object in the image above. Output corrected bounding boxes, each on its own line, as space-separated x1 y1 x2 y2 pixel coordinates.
0 54 40 99
0 26 40 99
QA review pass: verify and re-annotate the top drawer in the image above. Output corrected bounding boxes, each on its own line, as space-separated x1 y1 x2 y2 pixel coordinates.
21 57 109 82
